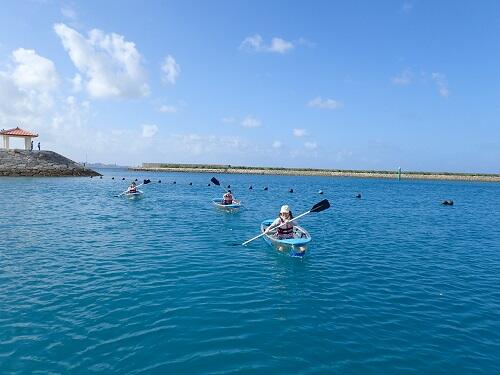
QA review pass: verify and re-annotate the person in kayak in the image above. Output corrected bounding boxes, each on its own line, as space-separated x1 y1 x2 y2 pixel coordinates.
222 190 234 205
266 205 296 239
127 181 137 193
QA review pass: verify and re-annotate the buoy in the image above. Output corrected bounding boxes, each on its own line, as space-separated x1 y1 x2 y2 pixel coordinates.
249 186 253 190
355 193 361 198
318 190 323 195
442 199 454 206
289 188 294 193
122 178 125 180
112 177 115 180
173 181 176 184
100 176 102 179
189 182 192 185
227 185 231 189
135 178 138 181
158 180 161 183
264 187 268 191
208 183 211 186
90 176 93 178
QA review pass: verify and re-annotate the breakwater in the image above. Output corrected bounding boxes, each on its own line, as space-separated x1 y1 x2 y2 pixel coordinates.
0 149 100 177
132 164 500 182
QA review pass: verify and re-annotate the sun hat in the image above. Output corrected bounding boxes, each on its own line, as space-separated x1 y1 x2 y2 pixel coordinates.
280 205 290 213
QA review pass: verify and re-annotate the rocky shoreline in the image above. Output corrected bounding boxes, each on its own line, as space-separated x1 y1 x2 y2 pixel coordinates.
131 165 500 182
0 150 100 177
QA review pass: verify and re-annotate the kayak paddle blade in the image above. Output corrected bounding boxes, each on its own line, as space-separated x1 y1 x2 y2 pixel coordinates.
310 199 330 213
210 177 221 186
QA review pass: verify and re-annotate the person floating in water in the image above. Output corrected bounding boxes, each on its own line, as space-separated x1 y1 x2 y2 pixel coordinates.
222 190 235 205
265 205 296 239
127 181 137 193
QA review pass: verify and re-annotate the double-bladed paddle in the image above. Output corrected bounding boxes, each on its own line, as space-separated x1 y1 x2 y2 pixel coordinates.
115 179 151 197
241 199 330 246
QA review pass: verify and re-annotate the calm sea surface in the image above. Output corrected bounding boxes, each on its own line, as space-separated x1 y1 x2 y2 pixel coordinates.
1 169 499 374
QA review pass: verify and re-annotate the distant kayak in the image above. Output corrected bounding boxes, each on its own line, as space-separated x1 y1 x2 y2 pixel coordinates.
260 219 311 257
124 190 144 199
212 198 242 210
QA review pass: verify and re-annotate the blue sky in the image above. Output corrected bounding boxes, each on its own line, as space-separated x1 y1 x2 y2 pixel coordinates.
0 1 499 172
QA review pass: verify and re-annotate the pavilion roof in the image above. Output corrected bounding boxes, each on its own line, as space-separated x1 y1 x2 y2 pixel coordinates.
0 127 38 137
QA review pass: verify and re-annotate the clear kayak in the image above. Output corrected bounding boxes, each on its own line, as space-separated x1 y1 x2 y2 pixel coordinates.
212 198 242 211
124 190 144 199
260 219 311 257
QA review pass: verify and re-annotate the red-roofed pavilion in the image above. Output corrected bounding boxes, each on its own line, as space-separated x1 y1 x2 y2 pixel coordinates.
0 127 39 150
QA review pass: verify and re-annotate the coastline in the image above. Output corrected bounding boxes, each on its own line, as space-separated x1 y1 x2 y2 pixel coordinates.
130 164 500 182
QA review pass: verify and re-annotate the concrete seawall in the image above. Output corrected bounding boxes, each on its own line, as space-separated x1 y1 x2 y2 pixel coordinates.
0 149 100 177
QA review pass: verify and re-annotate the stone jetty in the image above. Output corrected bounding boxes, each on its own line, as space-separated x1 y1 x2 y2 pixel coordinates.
0 149 100 177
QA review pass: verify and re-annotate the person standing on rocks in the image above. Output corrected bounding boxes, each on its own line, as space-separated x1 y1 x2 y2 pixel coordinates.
37 142 40 151
30 140 33 151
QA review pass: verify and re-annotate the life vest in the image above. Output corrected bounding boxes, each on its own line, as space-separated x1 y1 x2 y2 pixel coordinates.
223 193 233 204
129 186 137 193
277 218 294 237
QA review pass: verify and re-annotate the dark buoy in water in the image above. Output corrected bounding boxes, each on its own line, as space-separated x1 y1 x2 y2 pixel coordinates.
318 190 324 195
208 183 211 186
249 185 253 190
289 188 294 193
90 176 93 178
442 199 454 206
264 187 268 191
100 176 102 179
227 185 231 189
135 178 138 181
158 180 161 183
112 177 115 180
173 181 176 184
122 178 125 180
189 182 192 185
355 193 361 198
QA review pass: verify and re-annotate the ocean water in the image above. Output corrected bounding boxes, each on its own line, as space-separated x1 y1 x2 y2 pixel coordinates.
1 169 499 374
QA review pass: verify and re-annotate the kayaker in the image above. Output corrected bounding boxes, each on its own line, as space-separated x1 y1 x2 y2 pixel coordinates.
222 190 234 205
266 205 296 239
127 181 137 193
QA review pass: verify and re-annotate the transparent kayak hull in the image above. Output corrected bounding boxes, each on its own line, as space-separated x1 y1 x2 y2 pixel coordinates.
124 190 144 199
260 219 311 257
212 198 242 211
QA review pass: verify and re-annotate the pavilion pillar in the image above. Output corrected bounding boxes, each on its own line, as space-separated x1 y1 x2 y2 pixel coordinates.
25 137 31 150
3 136 9 150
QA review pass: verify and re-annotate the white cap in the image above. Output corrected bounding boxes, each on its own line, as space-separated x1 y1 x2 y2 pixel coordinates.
280 205 290 213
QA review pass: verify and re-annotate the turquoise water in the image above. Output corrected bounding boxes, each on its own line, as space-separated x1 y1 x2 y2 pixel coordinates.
1 170 500 374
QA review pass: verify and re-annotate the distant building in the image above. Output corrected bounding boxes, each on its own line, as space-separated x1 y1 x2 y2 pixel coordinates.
0 127 39 150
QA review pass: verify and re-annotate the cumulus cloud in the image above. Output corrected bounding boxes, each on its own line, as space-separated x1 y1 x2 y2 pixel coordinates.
142 124 158 138
392 68 413 85
241 116 261 128
54 23 149 99
0 49 58 129
272 140 282 148
158 104 177 113
11 48 59 91
304 141 317 150
70 73 82 92
239 34 294 54
308 96 343 110
161 55 180 84
431 72 450 98
293 128 307 137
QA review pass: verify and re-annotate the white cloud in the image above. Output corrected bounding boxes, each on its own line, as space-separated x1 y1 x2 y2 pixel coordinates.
161 55 180 85
222 116 235 124
269 38 294 53
239 34 294 54
392 68 413 85
304 141 317 150
70 73 82 92
11 48 59 91
241 116 261 128
272 140 282 148
54 23 149 99
308 96 343 110
158 104 177 113
431 72 450 98
61 5 77 21
293 128 307 137
141 124 158 138
0 49 58 129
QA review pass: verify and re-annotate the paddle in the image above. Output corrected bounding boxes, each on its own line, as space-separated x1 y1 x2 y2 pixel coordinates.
211 177 240 204
241 199 330 246
115 179 151 197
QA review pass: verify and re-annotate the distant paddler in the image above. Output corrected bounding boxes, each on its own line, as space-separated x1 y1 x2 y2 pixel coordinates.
127 181 138 193
222 190 239 205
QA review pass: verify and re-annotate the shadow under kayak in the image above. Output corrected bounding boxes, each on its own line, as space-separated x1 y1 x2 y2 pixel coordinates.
260 219 311 257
